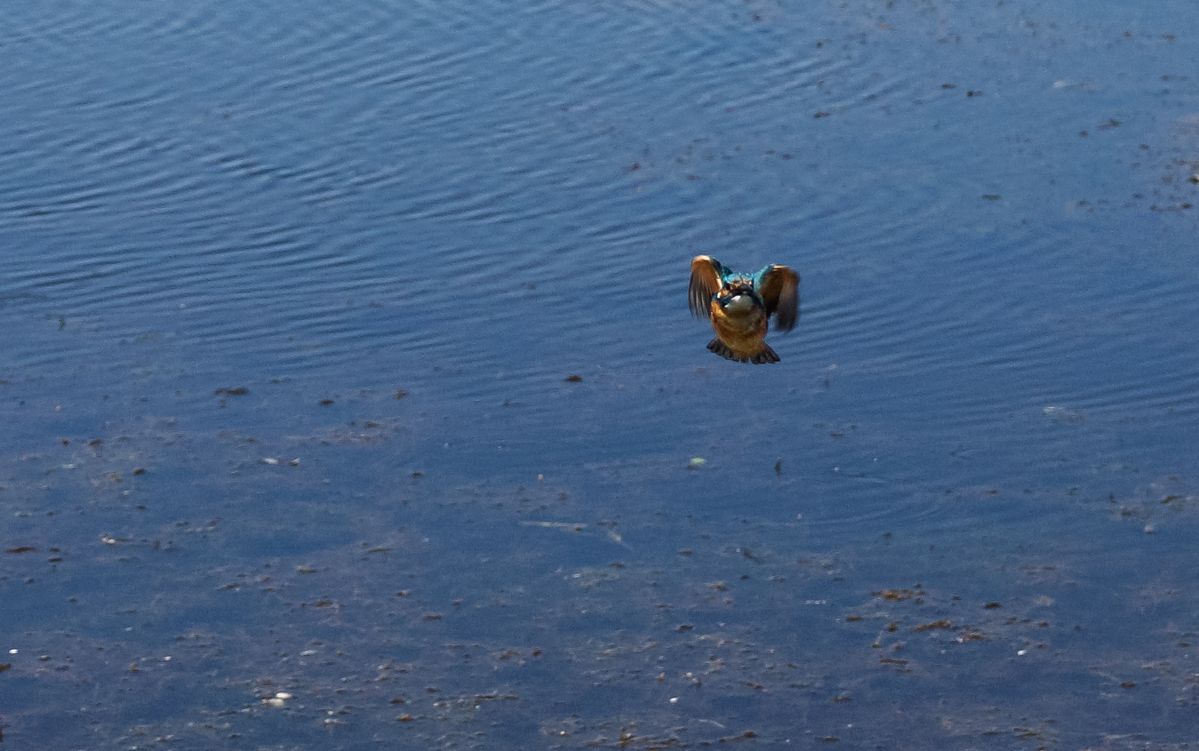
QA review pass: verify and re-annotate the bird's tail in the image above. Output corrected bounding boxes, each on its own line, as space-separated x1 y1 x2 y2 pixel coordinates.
707 338 780 364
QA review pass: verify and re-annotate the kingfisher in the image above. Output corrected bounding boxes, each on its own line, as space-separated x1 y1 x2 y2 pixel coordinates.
688 255 800 364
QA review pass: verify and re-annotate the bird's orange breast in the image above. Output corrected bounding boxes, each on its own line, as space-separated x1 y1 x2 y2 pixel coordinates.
709 299 769 358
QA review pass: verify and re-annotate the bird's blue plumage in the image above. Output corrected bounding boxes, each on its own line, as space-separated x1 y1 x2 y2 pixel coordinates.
711 265 776 292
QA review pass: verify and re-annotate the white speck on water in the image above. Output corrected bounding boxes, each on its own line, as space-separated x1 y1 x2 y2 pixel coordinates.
1043 405 1084 423
263 691 293 708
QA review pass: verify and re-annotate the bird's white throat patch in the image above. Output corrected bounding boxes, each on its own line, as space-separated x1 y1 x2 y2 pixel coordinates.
724 294 754 313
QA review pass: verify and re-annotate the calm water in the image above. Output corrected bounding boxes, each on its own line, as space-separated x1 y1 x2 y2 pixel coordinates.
3 1 1199 748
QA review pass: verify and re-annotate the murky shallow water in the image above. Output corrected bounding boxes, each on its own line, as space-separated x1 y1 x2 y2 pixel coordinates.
3 1 1199 748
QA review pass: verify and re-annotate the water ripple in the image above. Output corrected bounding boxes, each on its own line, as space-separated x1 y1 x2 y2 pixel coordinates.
2 0 1196 442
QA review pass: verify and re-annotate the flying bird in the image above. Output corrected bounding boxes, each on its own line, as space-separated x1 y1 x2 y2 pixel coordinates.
688 255 800 364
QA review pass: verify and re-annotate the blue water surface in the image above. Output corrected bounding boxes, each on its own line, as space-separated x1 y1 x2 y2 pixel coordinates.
2 1 1199 748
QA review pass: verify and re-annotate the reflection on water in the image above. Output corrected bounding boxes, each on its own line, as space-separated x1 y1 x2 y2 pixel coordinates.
3 0 1199 747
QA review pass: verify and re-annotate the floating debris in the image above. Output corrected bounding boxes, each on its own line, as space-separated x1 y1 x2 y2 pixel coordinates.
263 691 293 708
258 457 300 467
1043 405 1085 423
688 457 706 469
520 521 585 531
875 588 921 602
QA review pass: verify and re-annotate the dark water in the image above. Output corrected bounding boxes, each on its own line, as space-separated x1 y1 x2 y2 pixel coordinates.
3 1 1199 748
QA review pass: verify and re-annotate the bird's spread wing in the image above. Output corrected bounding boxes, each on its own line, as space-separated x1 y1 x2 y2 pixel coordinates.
689 255 724 319
757 264 800 331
